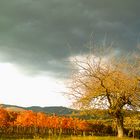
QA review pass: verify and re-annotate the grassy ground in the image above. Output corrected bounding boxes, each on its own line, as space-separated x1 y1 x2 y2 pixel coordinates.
53 136 138 140
3 136 138 140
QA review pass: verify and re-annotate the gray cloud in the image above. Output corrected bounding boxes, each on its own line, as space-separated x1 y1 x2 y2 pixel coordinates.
0 0 140 78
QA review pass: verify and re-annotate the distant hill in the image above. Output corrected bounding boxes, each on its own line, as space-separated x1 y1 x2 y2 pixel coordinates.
2 104 139 120
1 104 78 115
27 106 78 115
1 104 25 112
5 106 25 112
0 104 106 119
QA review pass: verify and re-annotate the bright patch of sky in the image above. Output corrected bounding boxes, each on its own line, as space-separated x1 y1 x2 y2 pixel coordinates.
0 63 70 107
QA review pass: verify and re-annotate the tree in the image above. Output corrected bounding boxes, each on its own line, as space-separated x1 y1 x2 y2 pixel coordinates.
68 48 140 137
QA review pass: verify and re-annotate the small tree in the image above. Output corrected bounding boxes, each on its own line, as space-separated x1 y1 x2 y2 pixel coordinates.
68 48 140 137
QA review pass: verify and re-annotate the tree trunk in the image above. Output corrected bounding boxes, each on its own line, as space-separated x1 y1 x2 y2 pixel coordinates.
116 115 124 138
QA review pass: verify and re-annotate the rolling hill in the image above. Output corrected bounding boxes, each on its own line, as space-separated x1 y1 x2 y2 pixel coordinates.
1 104 78 115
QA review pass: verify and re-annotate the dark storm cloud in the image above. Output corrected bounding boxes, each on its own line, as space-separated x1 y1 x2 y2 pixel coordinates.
0 0 140 78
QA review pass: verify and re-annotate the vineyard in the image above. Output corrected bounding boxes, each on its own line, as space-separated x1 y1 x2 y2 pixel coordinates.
0 108 139 139
0 108 113 138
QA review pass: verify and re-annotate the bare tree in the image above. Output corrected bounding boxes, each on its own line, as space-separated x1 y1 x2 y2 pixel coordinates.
68 48 140 137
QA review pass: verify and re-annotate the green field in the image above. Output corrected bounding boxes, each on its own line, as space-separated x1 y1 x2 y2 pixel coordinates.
1 136 138 140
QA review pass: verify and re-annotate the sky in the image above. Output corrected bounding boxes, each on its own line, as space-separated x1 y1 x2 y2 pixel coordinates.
0 0 140 107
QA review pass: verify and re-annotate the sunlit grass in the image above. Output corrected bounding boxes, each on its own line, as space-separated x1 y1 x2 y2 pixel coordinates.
7 136 138 140
56 136 137 140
